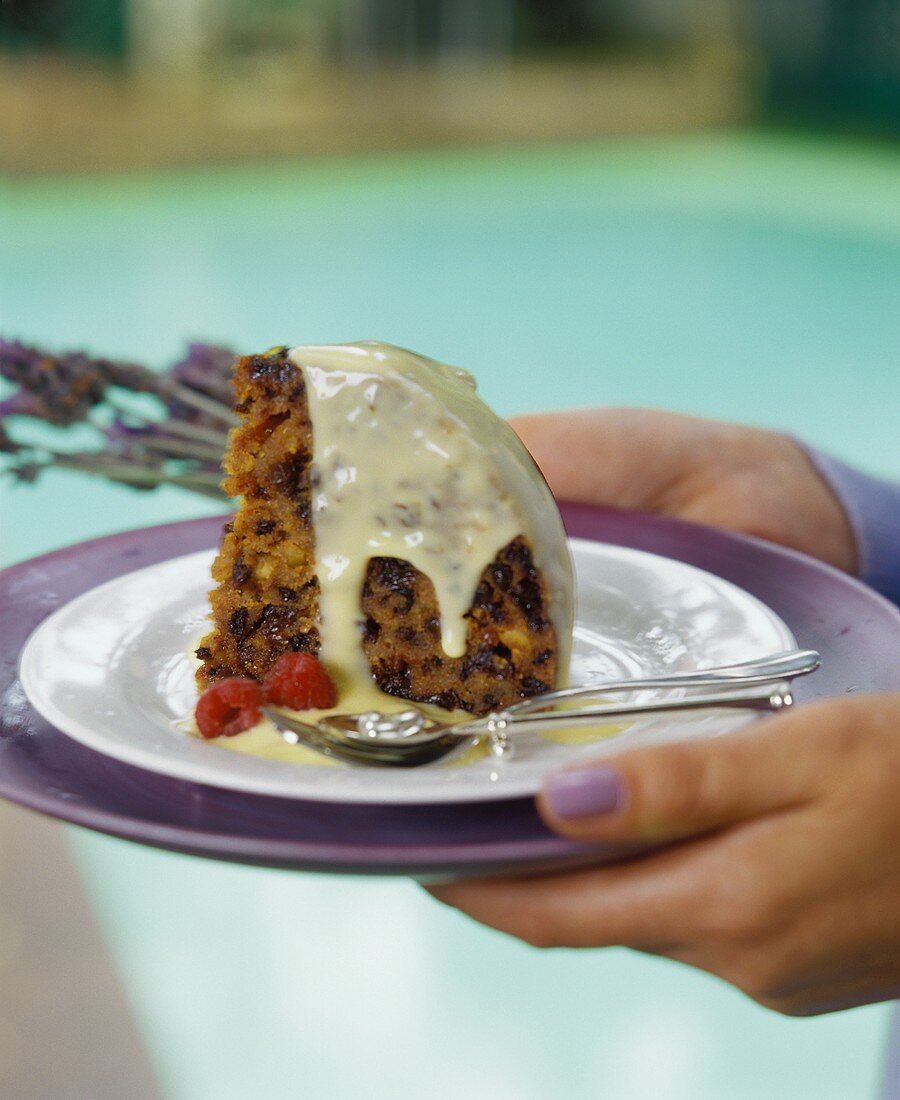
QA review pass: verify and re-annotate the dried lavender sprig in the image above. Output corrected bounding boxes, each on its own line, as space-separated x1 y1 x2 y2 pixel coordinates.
154 376 239 428
2 388 228 473
170 343 236 403
0 340 107 425
94 357 238 428
4 451 227 499
99 399 231 447
0 338 239 429
137 436 225 463
0 337 243 501
100 351 239 427
104 422 225 464
144 414 230 448
0 391 53 419
4 410 223 482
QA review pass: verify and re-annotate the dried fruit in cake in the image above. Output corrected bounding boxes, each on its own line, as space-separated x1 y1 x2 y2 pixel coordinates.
196 342 574 717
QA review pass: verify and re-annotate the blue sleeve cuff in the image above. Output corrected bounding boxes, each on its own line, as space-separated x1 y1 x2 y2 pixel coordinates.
803 448 900 607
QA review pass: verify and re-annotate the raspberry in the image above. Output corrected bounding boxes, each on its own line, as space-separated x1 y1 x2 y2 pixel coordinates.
195 677 264 739
262 652 338 710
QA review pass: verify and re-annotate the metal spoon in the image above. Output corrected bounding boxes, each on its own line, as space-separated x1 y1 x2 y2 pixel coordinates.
265 685 795 768
321 649 818 743
264 648 818 767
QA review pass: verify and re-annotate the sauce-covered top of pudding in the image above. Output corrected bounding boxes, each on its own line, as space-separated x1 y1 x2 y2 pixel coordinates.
287 341 574 692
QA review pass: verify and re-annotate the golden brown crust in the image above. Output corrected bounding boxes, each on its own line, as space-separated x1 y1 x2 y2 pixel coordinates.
195 349 320 687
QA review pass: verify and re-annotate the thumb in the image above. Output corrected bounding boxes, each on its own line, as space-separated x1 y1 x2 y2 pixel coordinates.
536 703 829 844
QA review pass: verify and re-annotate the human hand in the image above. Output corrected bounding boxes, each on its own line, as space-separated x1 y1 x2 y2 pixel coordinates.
429 693 900 1016
510 409 857 573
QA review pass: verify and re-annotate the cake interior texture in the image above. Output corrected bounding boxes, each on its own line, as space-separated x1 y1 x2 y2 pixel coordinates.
196 344 571 717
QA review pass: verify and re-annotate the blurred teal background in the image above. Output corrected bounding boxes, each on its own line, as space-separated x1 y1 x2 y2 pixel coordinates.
3 131 899 1100
2 1 900 1098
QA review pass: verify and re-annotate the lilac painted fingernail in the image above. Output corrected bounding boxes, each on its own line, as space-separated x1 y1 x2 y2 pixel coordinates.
544 766 627 819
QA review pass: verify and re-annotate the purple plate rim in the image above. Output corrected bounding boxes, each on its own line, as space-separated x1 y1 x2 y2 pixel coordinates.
1 505 898 875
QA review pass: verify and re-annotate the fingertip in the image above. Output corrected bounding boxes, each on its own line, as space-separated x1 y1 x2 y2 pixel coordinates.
538 765 630 837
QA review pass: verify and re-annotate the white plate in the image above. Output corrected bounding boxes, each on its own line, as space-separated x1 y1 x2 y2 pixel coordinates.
19 539 794 805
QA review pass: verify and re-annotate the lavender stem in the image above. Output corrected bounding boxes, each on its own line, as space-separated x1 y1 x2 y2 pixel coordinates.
97 400 231 448
45 453 227 497
128 435 225 463
158 379 239 427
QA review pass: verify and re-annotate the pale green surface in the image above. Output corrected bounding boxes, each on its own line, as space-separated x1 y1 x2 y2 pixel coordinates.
2 132 899 1099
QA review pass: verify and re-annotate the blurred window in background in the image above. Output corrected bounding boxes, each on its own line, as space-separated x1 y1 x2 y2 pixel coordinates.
2 0 126 55
0 1 897 173
752 0 900 131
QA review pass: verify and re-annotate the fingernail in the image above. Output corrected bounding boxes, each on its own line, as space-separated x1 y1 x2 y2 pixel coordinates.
544 766 627 819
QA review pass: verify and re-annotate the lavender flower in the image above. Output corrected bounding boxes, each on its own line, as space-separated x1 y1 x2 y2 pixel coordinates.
171 343 236 403
0 391 53 420
0 337 241 500
0 339 108 425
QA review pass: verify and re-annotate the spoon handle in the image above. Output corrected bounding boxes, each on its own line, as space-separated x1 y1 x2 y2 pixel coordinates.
452 685 794 739
505 648 819 716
